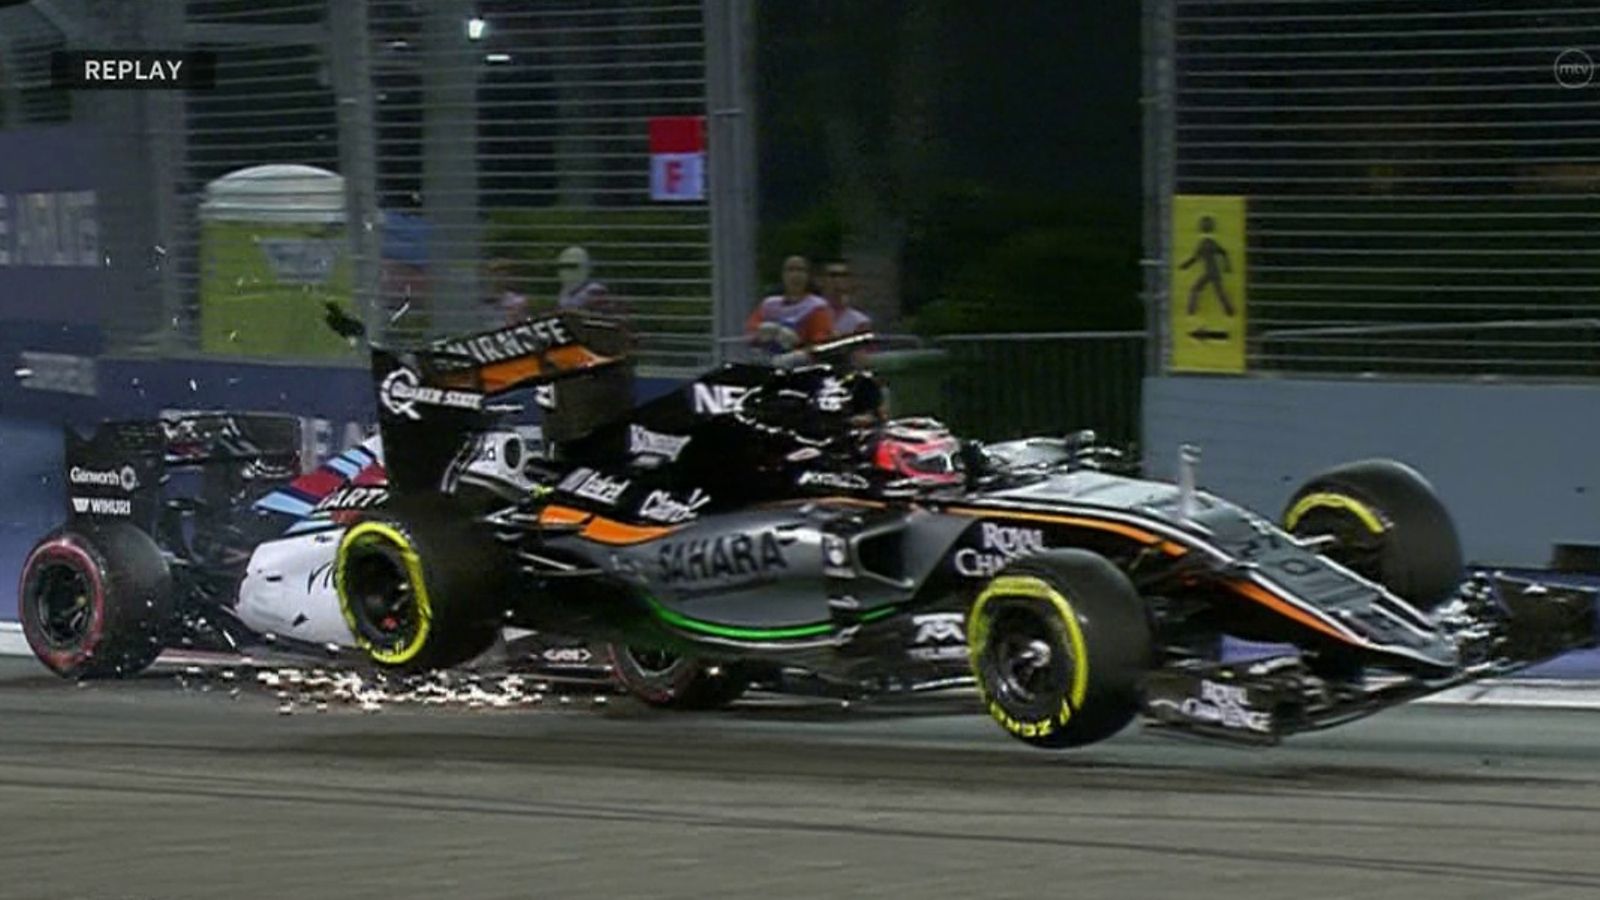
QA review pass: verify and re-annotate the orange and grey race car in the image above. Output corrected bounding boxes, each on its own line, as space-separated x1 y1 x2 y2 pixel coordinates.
331 313 1597 748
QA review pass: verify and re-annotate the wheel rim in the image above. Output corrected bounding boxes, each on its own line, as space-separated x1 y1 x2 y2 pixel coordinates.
27 562 94 649
343 546 424 654
1290 506 1385 577
981 603 1072 716
998 636 1056 703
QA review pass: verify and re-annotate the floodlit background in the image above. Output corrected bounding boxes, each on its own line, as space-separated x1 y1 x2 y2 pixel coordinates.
0 0 1598 612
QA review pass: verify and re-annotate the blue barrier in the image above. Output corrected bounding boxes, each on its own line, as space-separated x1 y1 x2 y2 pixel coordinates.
0 419 67 621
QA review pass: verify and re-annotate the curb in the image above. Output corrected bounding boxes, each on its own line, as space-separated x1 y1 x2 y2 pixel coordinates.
0 622 23 657
1418 680 1600 710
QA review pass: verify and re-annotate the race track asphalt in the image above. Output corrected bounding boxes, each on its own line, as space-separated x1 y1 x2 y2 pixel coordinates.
2 656 1599 900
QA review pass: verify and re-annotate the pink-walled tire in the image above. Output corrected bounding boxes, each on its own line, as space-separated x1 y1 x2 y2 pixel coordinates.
19 525 173 679
604 644 749 710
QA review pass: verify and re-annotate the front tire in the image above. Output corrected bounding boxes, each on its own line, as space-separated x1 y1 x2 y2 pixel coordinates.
604 643 749 709
1283 459 1463 611
335 496 505 672
969 550 1152 749
19 525 172 679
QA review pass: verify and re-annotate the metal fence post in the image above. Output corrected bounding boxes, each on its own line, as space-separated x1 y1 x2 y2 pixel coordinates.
328 0 381 342
704 0 757 364
420 0 481 338
1141 0 1175 379
141 0 188 356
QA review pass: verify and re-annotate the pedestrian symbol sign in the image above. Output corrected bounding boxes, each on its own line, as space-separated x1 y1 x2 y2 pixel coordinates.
1171 194 1247 373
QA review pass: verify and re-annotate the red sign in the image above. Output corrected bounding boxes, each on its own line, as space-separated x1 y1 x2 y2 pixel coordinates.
648 116 706 202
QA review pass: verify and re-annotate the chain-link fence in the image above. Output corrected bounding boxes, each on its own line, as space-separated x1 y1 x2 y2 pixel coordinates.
1151 0 1600 378
4 1 1149 433
851 333 1146 447
932 333 1145 445
0 4 71 126
1 0 726 376
363 0 715 371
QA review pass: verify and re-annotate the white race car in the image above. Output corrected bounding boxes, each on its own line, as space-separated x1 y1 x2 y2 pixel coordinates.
16 412 582 678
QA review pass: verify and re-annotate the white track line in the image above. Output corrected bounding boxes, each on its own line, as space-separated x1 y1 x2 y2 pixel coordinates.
0 621 25 656
1418 680 1600 710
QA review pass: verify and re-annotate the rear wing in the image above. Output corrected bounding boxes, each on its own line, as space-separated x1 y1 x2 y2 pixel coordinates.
373 310 633 493
424 312 628 394
61 413 304 528
63 421 166 529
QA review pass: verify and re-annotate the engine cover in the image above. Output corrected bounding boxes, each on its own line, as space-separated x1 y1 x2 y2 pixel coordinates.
236 530 355 648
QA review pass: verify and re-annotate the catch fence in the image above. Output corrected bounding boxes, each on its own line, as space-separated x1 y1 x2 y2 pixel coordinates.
0 0 749 376
1148 0 1600 378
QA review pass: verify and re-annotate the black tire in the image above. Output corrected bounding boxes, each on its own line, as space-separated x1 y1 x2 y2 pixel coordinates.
19 524 172 679
604 643 750 710
1282 459 1463 611
968 549 1152 749
335 495 506 672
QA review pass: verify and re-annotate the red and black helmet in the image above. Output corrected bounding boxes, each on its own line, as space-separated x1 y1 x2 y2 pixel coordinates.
870 418 963 485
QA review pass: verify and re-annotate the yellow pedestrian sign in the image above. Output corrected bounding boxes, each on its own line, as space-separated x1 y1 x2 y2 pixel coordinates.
1170 195 1247 373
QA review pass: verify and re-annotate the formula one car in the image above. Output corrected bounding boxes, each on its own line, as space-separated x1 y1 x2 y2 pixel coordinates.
334 312 1598 748
15 410 575 679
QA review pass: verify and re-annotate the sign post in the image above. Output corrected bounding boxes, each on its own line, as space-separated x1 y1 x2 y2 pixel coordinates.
1170 194 1247 374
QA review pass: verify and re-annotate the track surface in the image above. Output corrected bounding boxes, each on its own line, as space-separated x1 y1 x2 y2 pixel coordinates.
3 658 1600 899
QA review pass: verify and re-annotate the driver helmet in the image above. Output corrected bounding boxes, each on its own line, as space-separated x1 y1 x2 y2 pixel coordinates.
871 417 963 485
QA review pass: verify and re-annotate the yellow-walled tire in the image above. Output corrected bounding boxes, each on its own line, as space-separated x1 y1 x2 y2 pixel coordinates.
335 496 505 672
1283 459 1463 611
969 550 1152 750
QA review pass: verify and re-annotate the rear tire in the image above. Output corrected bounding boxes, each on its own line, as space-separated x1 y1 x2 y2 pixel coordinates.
19 525 172 679
335 495 505 672
969 549 1152 749
1283 459 1463 611
604 643 749 709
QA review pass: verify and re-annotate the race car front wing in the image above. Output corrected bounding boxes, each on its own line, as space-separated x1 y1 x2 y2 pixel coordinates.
1140 572 1599 746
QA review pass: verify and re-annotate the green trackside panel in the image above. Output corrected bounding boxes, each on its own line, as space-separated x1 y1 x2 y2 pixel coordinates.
199 220 359 360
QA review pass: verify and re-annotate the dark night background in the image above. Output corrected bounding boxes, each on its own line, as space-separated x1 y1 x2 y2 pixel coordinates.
755 1 1143 334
